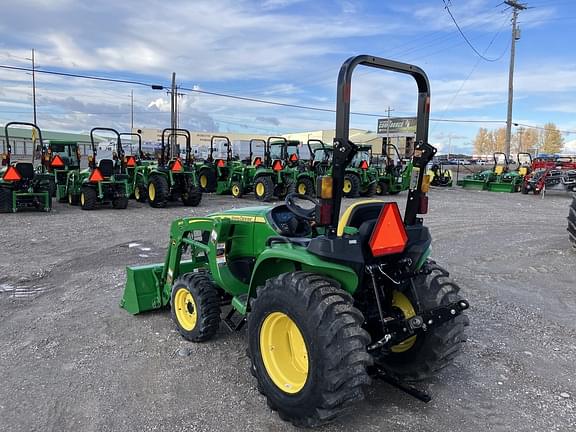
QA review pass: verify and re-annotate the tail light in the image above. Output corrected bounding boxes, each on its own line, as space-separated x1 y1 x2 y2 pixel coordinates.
88 168 104 182
317 176 333 199
3 166 21 181
318 201 332 225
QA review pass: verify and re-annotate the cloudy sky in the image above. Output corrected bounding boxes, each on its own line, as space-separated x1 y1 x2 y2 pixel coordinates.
0 0 574 153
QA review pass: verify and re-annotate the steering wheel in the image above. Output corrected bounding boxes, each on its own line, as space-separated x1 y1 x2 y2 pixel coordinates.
285 193 319 220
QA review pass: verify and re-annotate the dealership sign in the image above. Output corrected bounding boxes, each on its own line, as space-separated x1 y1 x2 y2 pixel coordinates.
377 117 417 134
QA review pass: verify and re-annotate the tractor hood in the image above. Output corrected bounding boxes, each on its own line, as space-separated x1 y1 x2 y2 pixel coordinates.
209 206 272 219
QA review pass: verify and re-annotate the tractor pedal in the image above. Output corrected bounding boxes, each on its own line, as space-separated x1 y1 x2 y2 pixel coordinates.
224 307 246 332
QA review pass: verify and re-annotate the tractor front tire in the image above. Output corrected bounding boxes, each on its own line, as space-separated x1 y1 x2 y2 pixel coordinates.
199 169 216 193
134 183 148 202
182 186 202 207
361 181 377 197
343 174 360 198
148 175 169 208
171 272 221 342
254 176 274 202
80 187 97 210
231 181 243 198
376 180 388 196
0 187 13 212
568 195 576 249
295 177 315 197
112 196 129 209
68 192 80 206
377 262 469 382
248 272 372 428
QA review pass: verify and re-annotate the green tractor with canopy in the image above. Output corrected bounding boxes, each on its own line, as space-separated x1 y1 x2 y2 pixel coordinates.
44 139 82 202
66 127 129 210
118 131 156 202
147 128 202 208
0 122 53 212
121 55 469 427
342 143 378 197
487 152 532 193
458 152 508 190
374 144 413 195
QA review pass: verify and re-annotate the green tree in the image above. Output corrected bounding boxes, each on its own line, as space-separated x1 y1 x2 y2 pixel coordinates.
540 122 564 154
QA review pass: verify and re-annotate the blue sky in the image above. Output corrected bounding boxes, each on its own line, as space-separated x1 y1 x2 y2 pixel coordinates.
0 0 575 153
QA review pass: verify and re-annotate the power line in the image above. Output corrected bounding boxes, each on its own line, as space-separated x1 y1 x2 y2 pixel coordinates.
442 0 508 62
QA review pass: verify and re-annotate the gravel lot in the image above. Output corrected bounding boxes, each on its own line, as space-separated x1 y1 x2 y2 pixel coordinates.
1 187 575 432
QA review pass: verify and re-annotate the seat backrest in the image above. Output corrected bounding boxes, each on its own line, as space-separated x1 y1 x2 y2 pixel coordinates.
337 200 385 236
98 159 114 177
15 162 35 180
494 166 504 175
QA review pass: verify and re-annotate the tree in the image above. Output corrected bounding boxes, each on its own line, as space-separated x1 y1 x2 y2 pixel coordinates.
540 122 564 154
473 128 492 155
493 128 507 153
514 128 539 154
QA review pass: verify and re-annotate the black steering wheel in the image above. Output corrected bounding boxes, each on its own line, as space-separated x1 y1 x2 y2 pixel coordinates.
285 193 319 220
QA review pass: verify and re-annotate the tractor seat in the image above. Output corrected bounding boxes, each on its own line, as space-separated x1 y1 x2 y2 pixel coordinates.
270 205 311 237
98 159 115 178
337 200 385 236
14 162 35 180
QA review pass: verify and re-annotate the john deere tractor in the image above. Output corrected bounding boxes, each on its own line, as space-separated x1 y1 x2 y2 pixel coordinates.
119 132 156 202
44 139 82 202
147 128 202 208
196 135 231 193
121 55 469 427
375 144 413 195
66 127 129 210
0 122 53 212
487 152 532 193
459 152 508 190
343 144 378 197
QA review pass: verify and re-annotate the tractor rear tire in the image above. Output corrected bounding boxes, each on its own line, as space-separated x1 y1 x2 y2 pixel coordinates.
148 175 169 208
254 176 274 202
248 272 372 428
568 196 576 249
361 181 377 197
80 187 97 210
295 177 315 197
199 169 216 193
112 196 129 209
182 186 202 207
377 262 469 382
343 173 360 198
0 187 13 212
231 181 243 198
171 272 221 342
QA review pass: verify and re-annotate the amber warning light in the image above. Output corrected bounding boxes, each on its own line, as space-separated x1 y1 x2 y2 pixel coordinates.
369 203 408 256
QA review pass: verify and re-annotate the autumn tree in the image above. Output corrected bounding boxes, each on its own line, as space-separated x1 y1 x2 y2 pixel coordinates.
539 122 564 154
473 128 493 155
514 128 539 153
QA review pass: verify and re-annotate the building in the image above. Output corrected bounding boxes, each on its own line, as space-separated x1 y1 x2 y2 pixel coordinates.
0 127 100 156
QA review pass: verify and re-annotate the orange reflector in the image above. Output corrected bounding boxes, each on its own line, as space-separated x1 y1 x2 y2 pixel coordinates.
253 157 262 166
3 166 21 181
289 153 299 162
51 155 65 168
369 203 408 257
126 156 136 167
171 158 184 172
217 159 225 168
272 160 283 171
89 168 104 182
360 160 369 170
317 176 333 199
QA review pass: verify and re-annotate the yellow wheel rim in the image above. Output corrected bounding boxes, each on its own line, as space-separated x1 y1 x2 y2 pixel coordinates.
200 175 208 189
391 291 417 353
256 182 265 197
80 192 85 206
174 288 198 331
68 193 72 204
134 187 140 200
148 183 156 201
232 184 240 197
298 183 307 195
376 184 382 194
343 179 352 193
260 312 308 394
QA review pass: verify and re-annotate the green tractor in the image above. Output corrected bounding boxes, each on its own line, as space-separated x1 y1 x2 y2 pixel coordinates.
487 152 532 193
253 137 314 201
119 132 157 202
375 144 413 195
121 55 469 427
66 127 130 210
0 122 52 213
147 128 202 208
44 139 82 202
342 143 378 197
458 152 508 190
427 162 453 187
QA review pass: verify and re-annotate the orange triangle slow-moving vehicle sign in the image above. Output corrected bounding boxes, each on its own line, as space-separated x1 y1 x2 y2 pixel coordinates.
217 159 225 168
369 203 408 256
126 156 136 167
171 158 184 173
3 165 21 181
51 154 65 168
89 168 104 182
360 160 369 170
289 153 299 162
272 160 283 171
253 157 262 166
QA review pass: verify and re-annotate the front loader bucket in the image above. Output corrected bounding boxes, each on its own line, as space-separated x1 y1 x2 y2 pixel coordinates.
120 263 165 314
487 182 517 193
461 180 487 190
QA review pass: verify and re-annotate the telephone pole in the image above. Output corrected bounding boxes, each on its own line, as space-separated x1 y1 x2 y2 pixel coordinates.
385 106 394 154
504 0 527 157
31 49 37 125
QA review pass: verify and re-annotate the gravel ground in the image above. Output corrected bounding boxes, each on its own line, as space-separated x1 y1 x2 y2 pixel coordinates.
0 187 575 432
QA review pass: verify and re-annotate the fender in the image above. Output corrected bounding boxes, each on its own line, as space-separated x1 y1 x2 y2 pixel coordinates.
248 244 359 299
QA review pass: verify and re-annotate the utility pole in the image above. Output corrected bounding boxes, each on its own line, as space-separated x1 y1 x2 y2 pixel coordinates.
504 0 527 157
385 106 394 155
31 49 37 125
517 126 525 153
170 72 177 157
